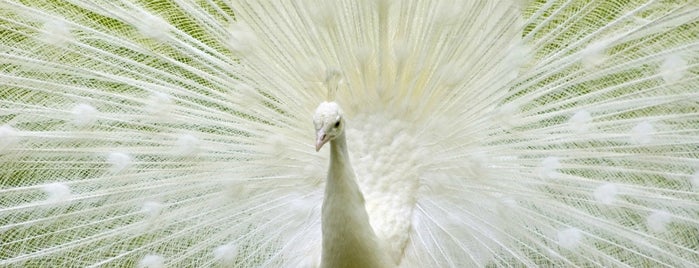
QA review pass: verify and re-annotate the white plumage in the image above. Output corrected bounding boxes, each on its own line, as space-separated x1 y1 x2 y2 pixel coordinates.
1 0 698 267
314 101 394 267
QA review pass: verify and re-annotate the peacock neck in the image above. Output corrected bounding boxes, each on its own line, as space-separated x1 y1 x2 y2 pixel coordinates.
324 132 361 217
321 131 394 268
328 132 351 177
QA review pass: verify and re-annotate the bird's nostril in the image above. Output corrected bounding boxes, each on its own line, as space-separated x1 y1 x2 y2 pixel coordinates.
321 134 326 141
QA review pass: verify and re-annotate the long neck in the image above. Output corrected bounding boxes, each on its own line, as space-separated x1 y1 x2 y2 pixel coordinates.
328 132 352 182
321 132 393 268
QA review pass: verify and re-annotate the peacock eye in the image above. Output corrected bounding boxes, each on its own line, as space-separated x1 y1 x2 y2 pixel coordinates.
334 121 340 128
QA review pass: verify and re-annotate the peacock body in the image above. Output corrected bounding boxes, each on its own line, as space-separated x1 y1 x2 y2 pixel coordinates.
1 0 698 267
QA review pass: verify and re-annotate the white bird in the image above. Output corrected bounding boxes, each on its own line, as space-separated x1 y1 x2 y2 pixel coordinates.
1 0 698 267
314 101 394 267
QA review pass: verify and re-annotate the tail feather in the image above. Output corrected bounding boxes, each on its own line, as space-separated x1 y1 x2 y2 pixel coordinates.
1 0 698 267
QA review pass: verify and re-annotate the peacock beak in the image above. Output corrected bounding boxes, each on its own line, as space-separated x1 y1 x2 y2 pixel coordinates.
315 131 329 152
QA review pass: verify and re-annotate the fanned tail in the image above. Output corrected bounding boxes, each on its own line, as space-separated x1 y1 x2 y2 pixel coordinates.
0 0 697 267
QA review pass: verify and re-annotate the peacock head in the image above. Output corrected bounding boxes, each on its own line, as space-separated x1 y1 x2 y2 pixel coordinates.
313 101 344 152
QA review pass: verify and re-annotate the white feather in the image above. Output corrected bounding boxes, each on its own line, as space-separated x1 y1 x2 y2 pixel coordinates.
138 254 165 268
0 125 19 153
557 228 583 250
71 103 98 127
42 182 72 204
593 183 619 205
1 0 698 267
